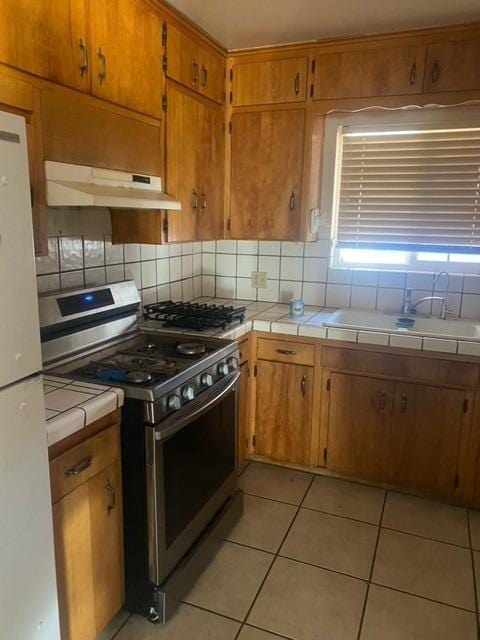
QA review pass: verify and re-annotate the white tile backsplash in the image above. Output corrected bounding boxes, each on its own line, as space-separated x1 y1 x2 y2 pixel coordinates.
237 254 257 278
281 257 303 280
141 261 156 289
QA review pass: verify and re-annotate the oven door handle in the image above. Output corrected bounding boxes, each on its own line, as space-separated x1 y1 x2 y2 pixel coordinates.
154 371 241 443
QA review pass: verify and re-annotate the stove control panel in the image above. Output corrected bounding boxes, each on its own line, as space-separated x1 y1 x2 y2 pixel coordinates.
145 348 240 424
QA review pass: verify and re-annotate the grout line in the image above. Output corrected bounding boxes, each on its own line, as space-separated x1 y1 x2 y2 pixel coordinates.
466 510 480 639
232 474 316 640
368 581 478 615
356 487 388 640
109 612 132 639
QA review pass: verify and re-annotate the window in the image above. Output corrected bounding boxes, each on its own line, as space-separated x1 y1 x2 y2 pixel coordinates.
322 107 480 272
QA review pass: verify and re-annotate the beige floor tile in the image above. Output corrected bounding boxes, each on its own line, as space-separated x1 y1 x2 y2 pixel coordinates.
469 509 480 550
303 475 385 524
383 492 469 547
237 626 283 639
372 529 475 610
248 556 367 640
239 462 313 505
280 507 378 579
473 551 480 602
216 494 297 552
115 604 240 639
361 585 477 640
175 540 273 621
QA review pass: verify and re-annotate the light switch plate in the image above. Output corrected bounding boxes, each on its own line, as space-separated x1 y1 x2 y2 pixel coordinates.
251 271 267 288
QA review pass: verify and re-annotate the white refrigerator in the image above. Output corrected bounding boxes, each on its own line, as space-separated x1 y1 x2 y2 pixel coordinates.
0 111 60 639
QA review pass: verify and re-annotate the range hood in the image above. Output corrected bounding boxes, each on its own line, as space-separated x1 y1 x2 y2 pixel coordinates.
45 161 181 210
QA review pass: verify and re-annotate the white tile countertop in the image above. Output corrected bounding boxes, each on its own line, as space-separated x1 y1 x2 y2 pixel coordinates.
43 375 124 447
142 297 480 358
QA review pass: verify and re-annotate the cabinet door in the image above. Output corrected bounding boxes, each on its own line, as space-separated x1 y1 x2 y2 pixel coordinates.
423 39 480 93
313 45 425 99
165 22 199 92
196 99 225 240
232 57 308 106
165 84 199 242
237 361 250 467
53 484 96 640
326 373 394 482
89 462 124 634
88 0 163 117
390 383 466 497
0 0 90 92
230 109 305 240
198 45 225 104
255 361 313 466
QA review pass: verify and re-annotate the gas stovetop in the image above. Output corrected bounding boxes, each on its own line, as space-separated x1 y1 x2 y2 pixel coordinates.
51 331 238 403
143 300 246 331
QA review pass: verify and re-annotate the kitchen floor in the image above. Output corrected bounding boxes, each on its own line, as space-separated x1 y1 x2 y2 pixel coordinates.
114 461 480 639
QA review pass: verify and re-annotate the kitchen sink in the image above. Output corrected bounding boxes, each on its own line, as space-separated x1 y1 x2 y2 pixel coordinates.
324 309 480 341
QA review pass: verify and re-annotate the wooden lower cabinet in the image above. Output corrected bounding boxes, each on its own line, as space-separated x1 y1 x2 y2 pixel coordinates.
325 371 469 498
237 360 249 466
255 360 313 466
50 423 124 640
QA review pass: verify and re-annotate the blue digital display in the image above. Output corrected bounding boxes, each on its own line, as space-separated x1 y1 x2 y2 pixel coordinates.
57 288 115 317
84 294 94 302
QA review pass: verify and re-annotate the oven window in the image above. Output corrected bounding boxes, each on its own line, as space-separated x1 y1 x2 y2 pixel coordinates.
163 390 236 548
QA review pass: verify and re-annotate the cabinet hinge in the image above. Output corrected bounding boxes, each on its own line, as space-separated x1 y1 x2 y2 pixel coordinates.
326 378 331 391
223 91 226 102
253 364 257 377
229 91 233 104
162 94 167 111
252 434 256 448
311 59 316 73
162 55 167 72
310 84 314 98
463 398 469 413
454 473 460 489
323 447 328 464
162 22 167 47
229 68 233 82
228 121 232 134
226 218 231 231
162 214 169 243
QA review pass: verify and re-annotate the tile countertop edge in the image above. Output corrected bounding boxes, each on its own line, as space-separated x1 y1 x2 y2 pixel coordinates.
43 376 125 447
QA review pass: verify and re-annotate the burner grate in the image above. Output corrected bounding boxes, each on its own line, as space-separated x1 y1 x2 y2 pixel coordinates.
143 300 246 331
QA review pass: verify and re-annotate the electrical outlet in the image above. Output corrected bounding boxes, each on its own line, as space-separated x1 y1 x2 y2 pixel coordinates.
251 271 267 288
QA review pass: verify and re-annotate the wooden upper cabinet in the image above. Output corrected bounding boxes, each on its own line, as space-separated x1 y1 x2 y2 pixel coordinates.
88 0 163 117
232 56 308 106
165 22 224 104
230 109 305 240
255 360 313 466
423 39 480 93
313 44 426 99
0 0 90 92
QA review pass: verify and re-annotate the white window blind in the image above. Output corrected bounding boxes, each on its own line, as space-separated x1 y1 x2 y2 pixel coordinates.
335 125 480 254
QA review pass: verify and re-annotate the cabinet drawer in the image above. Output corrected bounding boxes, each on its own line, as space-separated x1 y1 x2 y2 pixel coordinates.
257 338 315 366
238 337 249 365
323 346 479 388
50 424 119 504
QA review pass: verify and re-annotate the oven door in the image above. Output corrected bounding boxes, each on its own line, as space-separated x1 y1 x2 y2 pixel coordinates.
145 370 239 586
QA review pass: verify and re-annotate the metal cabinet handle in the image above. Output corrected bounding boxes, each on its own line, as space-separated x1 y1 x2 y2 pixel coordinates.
192 189 198 209
409 60 416 86
65 456 92 477
379 390 386 414
289 191 295 213
193 59 199 86
201 192 207 209
275 348 296 355
400 392 407 414
431 60 440 86
301 374 306 397
106 480 116 515
201 65 208 88
294 72 300 95
79 38 88 77
97 47 106 84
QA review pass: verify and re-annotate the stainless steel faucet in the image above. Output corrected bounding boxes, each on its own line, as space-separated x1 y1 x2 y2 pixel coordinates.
401 271 452 319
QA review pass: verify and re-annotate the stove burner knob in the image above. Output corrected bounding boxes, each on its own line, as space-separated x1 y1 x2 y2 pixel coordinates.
167 394 181 411
217 362 229 377
181 385 195 402
227 357 239 371
201 373 213 388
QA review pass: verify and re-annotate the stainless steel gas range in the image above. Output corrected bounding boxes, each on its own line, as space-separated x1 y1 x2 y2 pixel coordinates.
39 281 242 623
